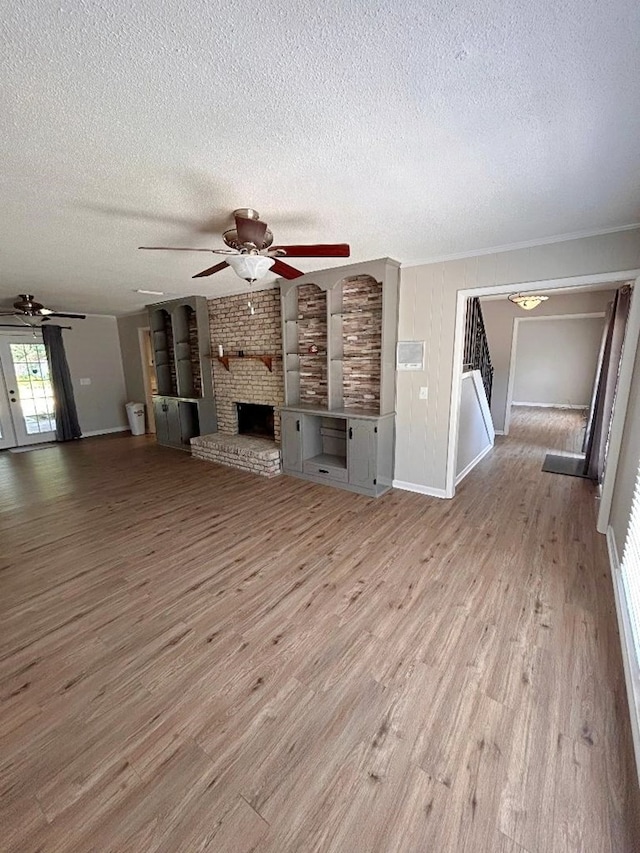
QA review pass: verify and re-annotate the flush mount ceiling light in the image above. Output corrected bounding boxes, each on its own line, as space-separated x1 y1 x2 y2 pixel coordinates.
225 254 275 282
508 292 550 311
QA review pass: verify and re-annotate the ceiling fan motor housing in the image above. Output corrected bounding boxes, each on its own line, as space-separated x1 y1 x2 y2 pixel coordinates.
222 227 275 252
15 294 44 314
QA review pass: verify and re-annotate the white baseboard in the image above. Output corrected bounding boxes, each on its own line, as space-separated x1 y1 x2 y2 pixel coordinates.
82 426 129 437
494 429 506 436
455 442 493 486
512 402 588 410
392 480 449 499
606 526 640 786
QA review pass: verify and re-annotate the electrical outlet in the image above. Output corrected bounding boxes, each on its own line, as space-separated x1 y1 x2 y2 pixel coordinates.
419 386 428 400
79 378 91 385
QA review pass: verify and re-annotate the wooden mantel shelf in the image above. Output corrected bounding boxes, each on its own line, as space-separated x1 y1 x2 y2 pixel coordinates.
217 354 277 372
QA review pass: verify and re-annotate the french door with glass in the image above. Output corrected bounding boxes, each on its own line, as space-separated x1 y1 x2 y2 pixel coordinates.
0 334 57 448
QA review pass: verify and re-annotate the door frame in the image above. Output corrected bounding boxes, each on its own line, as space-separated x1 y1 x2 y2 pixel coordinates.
446 269 640 520
138 326 156 433
503 311 606 435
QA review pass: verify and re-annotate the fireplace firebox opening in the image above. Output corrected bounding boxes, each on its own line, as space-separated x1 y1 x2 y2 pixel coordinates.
236 403 275 440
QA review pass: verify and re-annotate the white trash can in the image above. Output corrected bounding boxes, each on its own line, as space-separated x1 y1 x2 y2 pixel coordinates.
125 402 146 435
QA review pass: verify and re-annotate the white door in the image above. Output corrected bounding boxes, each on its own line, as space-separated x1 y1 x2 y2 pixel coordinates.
0 336 57 447
0 358 16 449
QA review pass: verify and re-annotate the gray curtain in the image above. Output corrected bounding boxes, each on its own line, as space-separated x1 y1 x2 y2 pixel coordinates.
583 285 632 480
42 324 82 441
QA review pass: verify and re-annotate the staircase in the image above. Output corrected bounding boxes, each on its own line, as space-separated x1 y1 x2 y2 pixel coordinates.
463 297 494 405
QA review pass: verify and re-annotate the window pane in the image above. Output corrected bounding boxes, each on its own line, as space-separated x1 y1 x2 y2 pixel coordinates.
9 343 56 435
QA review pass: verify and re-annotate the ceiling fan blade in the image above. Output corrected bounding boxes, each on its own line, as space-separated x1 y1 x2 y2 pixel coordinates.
270 243 350 258
138 246 214 252
192 261 229 279
270 259 304 280
45 312 87 319
235 214 268 248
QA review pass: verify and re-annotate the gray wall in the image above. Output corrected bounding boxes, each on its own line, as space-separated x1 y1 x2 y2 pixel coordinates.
63 316 128 433
395 228 640 492
512 316 605 406
117 312 148 403
1 316 127 434
481 291 613 431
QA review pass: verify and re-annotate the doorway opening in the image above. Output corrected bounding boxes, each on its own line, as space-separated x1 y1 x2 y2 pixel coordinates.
138 327 158 434
448 270 640 535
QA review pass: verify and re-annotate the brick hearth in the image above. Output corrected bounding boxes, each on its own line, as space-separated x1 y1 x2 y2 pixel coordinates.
191 434 281 478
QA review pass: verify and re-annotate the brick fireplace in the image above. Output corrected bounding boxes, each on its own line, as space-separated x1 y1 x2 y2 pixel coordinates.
190 287 284 477
207 288 283 441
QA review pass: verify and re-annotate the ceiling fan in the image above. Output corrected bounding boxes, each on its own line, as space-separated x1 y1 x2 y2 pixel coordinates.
0 295 87 321
139 208 350 281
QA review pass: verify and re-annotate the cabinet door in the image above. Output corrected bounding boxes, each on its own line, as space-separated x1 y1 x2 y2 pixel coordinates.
166 399 183 445
281 411 303 472
178 402 199 445
348 419 377 490
154 400 169 444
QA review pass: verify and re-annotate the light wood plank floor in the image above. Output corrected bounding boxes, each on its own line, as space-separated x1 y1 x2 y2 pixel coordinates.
1 408 638 852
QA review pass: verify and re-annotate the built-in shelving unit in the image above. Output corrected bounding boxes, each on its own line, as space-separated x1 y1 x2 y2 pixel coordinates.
147 295 217 450
279 258 400 496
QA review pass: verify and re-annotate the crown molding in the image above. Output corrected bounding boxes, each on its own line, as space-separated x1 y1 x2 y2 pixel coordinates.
402 223 640 269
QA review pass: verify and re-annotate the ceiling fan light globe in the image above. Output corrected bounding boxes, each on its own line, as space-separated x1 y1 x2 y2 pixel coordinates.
225 254 275 282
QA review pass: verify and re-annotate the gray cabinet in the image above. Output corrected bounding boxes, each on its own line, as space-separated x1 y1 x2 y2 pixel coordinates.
148 295 217 449
153 396 217 450
280 407 394 497
348 419 377 491
281 410 303 472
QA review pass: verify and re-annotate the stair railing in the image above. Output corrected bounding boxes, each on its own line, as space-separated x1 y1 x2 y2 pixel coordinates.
463 297 494 405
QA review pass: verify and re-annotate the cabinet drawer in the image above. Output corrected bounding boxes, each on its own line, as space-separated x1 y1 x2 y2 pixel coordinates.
303 459 348 482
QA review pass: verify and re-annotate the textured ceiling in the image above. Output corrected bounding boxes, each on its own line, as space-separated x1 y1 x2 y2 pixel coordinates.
2 0 640 316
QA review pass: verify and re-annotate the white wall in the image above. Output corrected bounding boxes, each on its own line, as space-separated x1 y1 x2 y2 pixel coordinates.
395 228 640 493
481 291 614 431
455 371 494 482
512 316 605 407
